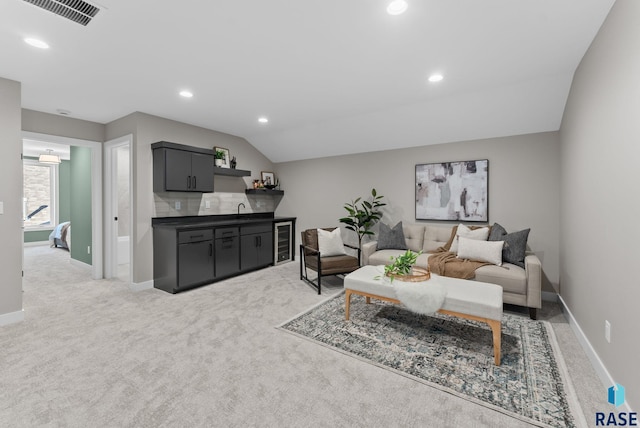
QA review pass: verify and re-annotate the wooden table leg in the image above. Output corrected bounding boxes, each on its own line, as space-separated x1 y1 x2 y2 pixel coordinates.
366 296 371 304
487 319 501 366
345 290 352 320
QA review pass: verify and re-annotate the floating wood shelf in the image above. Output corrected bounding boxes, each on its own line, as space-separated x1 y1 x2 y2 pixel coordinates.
245 189 284 195
213 167 251 177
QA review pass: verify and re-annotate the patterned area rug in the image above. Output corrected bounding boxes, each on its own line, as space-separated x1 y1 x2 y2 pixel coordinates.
278 292 584 428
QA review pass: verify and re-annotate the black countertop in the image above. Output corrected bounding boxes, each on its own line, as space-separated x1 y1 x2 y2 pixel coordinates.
152 213 296 230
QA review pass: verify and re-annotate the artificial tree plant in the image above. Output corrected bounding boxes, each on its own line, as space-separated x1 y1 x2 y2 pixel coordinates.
339 188 386 264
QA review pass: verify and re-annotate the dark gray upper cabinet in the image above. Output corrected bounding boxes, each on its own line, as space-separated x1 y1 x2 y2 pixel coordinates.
152 141 214 192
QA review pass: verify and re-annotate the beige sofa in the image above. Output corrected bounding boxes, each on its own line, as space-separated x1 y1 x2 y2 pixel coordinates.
361 223 542 319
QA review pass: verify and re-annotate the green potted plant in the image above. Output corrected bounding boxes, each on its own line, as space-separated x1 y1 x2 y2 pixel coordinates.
383 250 424 282
339 188 386 264
214 150 225 167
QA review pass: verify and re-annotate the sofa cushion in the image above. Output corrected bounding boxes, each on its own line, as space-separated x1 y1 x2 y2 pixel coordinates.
450 224 490 253
488 223 530 268
317 228 346 257
368 249 429 269
423 225 453 252
475 263 527 295
403 224 425 252
457 236 504 266
377 222 407 250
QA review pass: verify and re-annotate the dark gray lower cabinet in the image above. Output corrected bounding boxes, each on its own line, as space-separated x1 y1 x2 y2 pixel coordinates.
240 223 273 272
215 227 240 279
153 220 286 293
178 239 213 288
154 227 214 293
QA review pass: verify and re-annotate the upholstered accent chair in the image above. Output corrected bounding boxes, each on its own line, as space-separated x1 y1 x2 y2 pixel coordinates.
299 227 360 294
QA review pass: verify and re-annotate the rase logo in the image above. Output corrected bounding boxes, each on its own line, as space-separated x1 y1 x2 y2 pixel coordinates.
596 384 638 426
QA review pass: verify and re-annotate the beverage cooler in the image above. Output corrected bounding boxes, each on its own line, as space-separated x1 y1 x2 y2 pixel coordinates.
274 221 293 265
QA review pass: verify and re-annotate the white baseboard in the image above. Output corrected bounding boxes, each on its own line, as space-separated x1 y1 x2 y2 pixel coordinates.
24 241 50 247
557 295 633 413
0 309 24 326
69 258 91 270
129 280 153 292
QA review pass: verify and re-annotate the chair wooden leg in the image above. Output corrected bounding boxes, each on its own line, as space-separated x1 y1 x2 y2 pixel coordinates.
529 307 537 320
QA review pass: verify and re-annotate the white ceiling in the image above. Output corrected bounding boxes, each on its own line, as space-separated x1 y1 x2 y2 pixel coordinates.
1 0 615 162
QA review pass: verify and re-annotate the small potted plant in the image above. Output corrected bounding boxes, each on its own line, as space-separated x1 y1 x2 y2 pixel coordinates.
214 150 225 167
383 250 429 282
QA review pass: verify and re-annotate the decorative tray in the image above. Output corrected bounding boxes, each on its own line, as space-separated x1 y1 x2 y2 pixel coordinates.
385 266 431 282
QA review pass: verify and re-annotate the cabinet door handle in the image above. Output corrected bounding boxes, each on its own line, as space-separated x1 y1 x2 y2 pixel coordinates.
209 243 213 256
187 176 191 189
258 236 262 247
193 176 197 189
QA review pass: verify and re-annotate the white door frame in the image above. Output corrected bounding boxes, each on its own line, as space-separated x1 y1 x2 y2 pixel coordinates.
103 135 133 282
22 131 103 280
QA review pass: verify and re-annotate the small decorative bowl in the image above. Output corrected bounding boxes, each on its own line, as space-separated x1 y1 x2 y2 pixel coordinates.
264 184 277 190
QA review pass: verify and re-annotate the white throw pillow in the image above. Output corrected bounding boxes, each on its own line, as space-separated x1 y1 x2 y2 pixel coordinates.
450 224 490 253
317 228 347 257
457 236 504 266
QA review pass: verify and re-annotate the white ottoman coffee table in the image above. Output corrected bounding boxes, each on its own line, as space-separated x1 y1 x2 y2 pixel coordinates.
344 265 503 365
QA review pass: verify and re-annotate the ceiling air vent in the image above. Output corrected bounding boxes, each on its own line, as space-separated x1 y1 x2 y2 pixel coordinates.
23 0 100 26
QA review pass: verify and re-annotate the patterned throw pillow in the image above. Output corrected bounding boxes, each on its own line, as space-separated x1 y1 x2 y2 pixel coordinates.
488 223 530 268
377 222 407 250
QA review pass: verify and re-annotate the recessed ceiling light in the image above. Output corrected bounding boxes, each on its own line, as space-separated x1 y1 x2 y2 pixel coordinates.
24 38 49 49
387 0 408 15
258 117 269 124
428 74 444 83
179 90 193 98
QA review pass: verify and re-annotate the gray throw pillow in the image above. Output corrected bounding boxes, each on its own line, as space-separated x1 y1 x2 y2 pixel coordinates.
377 222 407 250
488 223 530 268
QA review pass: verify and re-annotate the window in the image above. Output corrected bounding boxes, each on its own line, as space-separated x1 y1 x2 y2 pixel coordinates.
23 159 57 230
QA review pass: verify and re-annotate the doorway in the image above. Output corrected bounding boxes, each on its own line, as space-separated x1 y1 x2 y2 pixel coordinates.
22 131 103 280
104 136 133 283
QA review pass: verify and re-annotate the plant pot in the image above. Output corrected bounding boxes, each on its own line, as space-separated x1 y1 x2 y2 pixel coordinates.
215 159 223 167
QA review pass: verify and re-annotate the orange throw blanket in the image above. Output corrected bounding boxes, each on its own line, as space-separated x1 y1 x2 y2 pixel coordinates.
427 250 490 280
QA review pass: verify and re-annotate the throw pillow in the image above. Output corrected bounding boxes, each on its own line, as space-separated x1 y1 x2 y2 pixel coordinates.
449 224 490 253
377 222 407 250
317 228 347 257
488 223 530 268
457 236 504 266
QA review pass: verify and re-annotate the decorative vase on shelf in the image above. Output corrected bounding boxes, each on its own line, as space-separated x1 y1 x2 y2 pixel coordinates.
230 156 237 169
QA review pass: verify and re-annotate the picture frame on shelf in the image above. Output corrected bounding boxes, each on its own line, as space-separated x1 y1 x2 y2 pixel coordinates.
261 171 275 187
214 147 230 168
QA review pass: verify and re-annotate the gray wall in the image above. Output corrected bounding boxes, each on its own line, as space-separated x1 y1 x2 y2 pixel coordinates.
22 109 105 142
70 146 92 265
275 132 561 291
560 0 639 409
106 112 277 285
0 78 23 319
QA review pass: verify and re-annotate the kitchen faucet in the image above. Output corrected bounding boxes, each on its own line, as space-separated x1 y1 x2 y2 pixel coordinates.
237 202 245 215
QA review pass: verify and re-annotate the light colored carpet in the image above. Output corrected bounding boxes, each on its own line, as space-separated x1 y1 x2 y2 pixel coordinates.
0 245 603 427
279 292 584 427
